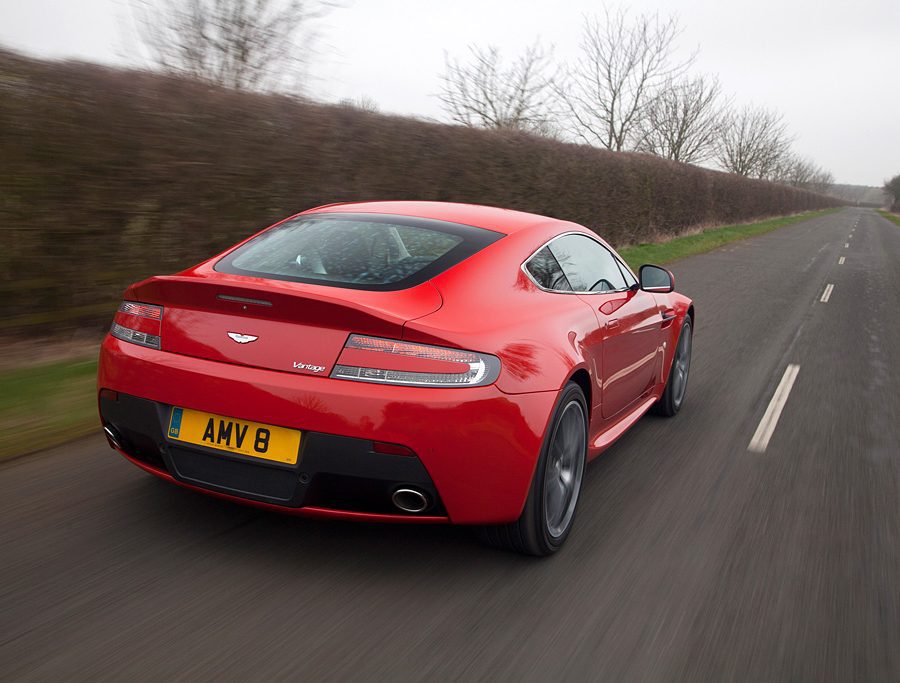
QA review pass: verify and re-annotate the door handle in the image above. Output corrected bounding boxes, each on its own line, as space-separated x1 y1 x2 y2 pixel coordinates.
607 318 620 330
660 308 676 328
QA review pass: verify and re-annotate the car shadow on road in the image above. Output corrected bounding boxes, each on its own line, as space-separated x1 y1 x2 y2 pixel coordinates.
113 413 673 575
121 473 502 567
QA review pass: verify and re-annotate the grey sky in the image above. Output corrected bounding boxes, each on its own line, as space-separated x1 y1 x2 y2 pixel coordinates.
1 0 897 185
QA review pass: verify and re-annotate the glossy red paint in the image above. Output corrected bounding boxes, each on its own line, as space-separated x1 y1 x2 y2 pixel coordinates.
99 336 556 523
98 201 693 525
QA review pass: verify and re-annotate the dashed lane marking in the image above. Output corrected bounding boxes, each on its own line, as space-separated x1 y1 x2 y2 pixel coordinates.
748 364 801 453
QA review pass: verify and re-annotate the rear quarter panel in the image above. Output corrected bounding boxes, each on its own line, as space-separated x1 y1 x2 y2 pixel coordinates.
403 222 598 395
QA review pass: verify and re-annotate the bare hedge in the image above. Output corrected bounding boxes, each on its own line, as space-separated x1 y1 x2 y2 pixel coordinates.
0 50 842 335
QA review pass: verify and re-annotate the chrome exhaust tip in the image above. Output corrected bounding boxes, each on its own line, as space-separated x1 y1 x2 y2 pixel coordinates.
103 425 122 450
392 487 430 514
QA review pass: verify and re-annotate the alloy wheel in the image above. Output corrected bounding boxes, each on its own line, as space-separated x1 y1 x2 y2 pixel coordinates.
672 324 692 409
543 400 586 539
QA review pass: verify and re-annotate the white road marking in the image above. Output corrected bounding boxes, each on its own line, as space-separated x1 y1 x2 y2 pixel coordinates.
749 364 801 453
845 243 850 248
820 283 834 302
839 256 846 265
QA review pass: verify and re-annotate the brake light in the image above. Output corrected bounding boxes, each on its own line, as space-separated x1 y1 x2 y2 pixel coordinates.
331 334 501 387
119 301 162 319
110 301 163 349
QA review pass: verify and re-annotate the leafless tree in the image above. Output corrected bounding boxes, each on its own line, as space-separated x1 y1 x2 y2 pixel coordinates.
438 42 559 134
558 8 694 151
770 154 834 193
637 75 726 164
338 95 379 112
807 168 834 194
129 0 328 92
768 153 805 184
716 105 793 178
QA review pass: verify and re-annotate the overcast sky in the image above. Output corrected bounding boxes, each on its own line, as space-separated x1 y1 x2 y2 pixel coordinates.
1 0 897 185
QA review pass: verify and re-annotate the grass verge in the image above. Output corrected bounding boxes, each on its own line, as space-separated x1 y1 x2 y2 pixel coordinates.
0 207 841 460
877 209 900 227
0 358 99 460
618 208 840 269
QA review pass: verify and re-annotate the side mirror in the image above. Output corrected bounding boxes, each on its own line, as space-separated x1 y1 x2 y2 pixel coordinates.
639 264 675 293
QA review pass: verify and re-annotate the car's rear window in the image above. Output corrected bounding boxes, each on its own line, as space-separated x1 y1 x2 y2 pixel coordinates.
216 213 504 290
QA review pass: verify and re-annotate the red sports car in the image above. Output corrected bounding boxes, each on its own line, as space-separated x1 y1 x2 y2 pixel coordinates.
98 201 693 555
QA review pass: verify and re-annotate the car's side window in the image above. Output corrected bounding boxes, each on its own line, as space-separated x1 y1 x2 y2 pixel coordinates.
524 246 572 291
616 258 638 288
547 234 628 293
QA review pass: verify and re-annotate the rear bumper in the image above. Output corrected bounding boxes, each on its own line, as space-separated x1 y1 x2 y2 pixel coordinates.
100 391 450 519
98 336 557 524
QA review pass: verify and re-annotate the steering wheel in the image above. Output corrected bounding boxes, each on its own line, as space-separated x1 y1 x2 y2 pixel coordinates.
549 272 570 291
588 278 614 292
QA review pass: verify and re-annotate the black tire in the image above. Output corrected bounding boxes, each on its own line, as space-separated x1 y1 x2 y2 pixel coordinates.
478 382 588 556
654 316 692 417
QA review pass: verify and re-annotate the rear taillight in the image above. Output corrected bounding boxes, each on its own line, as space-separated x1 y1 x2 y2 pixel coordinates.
331 334 501 388
110 301 163 349
118 301 162 319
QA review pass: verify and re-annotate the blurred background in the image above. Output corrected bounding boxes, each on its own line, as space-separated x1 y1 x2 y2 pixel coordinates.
2 0 897 463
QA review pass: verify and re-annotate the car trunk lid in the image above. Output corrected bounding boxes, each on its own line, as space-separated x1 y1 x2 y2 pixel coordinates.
127 274 443 377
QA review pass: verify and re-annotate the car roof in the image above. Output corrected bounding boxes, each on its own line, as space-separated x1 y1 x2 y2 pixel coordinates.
303 201 561 235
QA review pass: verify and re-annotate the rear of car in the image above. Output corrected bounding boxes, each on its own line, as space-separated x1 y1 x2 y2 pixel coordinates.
98 210 557 524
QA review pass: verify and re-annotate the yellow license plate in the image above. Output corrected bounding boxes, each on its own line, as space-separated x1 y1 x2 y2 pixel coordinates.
167 407 301 464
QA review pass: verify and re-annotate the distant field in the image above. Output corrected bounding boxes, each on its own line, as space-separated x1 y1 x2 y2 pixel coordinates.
0 207 841 460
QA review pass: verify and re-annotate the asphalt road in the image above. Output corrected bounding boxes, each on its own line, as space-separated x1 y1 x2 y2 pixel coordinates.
2 208 898 681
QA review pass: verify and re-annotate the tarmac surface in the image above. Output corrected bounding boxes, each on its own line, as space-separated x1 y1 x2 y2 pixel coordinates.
2 207 898 680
